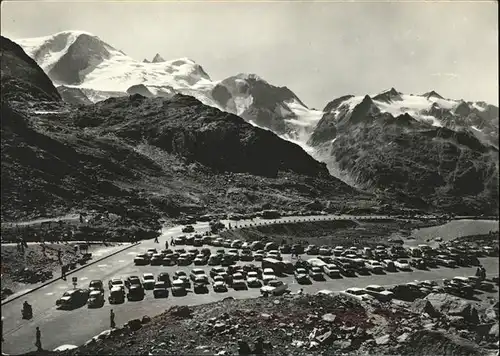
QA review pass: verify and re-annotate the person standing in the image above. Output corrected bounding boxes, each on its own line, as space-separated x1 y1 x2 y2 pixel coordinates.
35 327 42 351
165 240 169 249
61 265 66 280
154 236 159 244
110 309 116 328
57 249 62 265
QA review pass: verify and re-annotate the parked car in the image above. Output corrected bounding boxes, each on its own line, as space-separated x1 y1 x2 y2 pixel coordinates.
173 236 186 245
318 246 332 256
262 268 276 285
239 249 253 261
410 258 427 270
134 253 150 265
213 280 228 293
157 272 171 287
87 290 105 308
193 237 203 247
232 276 247 291
246 272 262 287
178 254 192 266
341 288 374 301
146 248 158 257
190 269 209 284
260 280 289 296
309 266 325 281
394 259 412 271
150 253 164 266
142 273 156 290
153 282 168 298
436 255 456 268
108 287 125 304
381 260 397 272
182 225 195 233
125 276 142 289
253 253 264 261
56 289 90 309
88 280 104 292
365 285 394 301
231 240 243 248
365 260 385 274
171 279 187 297
194 282 209 294
127 284 145 301
194 254 208 266
295 268 311 284
305 245 319 255
322 264 341 278
208 255 221 266
108 278 125 291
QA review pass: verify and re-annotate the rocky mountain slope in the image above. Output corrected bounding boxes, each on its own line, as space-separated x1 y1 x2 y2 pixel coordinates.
2 35 380 222
308 93 499 215
42 293 499 356
10 31 500 215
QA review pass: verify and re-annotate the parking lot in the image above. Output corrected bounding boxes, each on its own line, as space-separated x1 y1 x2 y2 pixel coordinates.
71 234 499 306
2 219 498 354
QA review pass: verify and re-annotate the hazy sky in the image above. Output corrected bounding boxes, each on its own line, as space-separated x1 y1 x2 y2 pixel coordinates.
1 1 498 108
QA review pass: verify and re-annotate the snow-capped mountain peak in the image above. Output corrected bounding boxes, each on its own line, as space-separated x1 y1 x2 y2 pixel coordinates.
421 90 444 100
151 53 165 63
372 87 403 103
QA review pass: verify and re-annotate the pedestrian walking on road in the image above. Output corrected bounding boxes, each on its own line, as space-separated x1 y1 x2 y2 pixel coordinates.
154 236 159 244
165 241 169 249
110 309 116 329
35 327 42 351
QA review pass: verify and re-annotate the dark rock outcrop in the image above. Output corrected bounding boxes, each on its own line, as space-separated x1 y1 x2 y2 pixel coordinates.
70 94 330 178
57 85 93 105
307 90 499 215
126 84 155 98
1 36 61 103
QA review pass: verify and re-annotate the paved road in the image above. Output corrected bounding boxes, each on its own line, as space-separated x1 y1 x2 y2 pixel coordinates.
1 243 136 304
2 218 498 354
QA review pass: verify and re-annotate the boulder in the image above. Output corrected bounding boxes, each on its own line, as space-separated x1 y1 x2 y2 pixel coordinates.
375 334 391 345
214 322 226 332
170 306 192 318
489 323 499 339
260 313 272 320
316 330 335 345
321 313 337 323
127 318 142 332
410 299 440 318
449 304 480 325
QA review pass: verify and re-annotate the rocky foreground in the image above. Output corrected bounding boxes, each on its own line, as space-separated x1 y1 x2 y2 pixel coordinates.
42 292 499 356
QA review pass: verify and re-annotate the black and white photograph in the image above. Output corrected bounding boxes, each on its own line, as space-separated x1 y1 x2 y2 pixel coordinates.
0 0 498 355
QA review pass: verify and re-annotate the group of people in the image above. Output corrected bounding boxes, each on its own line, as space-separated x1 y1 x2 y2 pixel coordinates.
476 265 487 280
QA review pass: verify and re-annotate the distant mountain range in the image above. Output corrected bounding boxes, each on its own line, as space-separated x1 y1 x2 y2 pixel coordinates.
5 30 500 215
2 35 376 222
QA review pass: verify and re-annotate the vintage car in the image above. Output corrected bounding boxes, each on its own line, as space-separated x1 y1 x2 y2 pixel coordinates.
87 290 105 308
